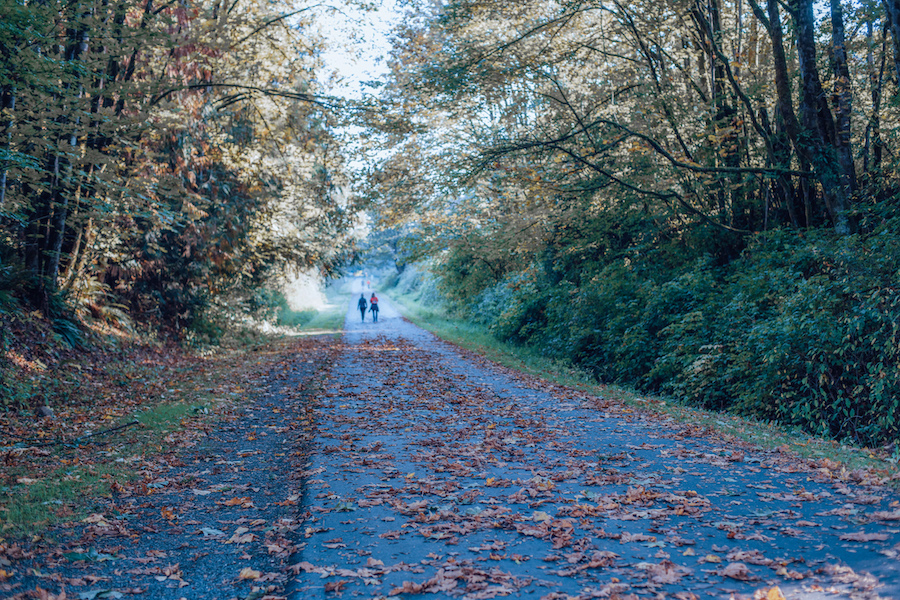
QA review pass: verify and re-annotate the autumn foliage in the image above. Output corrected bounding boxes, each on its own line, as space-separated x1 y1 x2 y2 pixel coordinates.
368 0 900 446
0 0 354 340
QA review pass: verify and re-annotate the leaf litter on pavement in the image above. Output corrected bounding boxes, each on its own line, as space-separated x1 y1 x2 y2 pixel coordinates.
5 303 900 600
294 309 900 600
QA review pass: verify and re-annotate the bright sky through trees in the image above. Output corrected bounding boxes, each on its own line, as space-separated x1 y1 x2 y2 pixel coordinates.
318 1 399 99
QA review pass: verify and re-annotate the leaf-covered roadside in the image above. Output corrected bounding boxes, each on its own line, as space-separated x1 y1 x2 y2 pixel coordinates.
1 334 339 599
0 313 320 536
388 277 900 482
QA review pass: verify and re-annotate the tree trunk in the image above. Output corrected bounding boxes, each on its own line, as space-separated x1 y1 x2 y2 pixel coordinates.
0 86 14 207
759 106 798 227
27 9 91 303
884 0 900 83
62 217 94 292
751 0 803 226
829 0 856 194
693 0 741 225
864 19 887 175
792 0 850 233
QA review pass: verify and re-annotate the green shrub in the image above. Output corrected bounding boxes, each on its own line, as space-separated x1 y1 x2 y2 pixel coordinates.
719 229 900 445
380 270 401 291
428 220 900 446
277 307 317 328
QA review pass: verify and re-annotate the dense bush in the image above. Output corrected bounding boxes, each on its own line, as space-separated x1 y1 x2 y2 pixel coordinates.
436 221 900 447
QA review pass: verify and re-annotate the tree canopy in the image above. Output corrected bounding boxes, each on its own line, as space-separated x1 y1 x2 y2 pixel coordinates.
0 0 359 334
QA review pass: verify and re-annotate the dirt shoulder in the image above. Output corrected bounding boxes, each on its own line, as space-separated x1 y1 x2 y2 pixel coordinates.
2 336 339 600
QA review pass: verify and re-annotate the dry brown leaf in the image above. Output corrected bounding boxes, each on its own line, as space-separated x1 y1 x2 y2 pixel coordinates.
324 580 349 593
289 561 324 575
721 562 754 581
869 510 900 521
775 566 805 580
388 580 425 596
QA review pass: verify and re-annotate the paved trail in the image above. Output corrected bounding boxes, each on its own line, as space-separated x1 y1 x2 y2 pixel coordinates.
292 293 900 599
10 294 898 600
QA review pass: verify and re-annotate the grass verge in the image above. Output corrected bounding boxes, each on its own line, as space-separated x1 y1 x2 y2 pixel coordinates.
1 354 232 538
295 304 345 334
392 293 900 481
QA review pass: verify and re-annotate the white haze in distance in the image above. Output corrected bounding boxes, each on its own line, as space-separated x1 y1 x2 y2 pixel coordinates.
284 270 329 311
285 2 397 313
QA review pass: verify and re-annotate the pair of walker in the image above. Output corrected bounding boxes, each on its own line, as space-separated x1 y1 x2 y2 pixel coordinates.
357 293 379 322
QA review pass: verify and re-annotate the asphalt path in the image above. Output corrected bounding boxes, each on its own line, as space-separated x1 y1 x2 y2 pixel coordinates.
10 292 899 600
290 290 900 599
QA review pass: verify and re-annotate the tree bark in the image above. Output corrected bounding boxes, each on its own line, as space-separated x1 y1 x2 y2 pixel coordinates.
864 19 887 175
25 7 91 304
692 0 741 225
750 0 802 225
884 0 900 83
62 217 94 292
829 0 856 194
759 106 798 227
0 86 14 207
792 0 850 233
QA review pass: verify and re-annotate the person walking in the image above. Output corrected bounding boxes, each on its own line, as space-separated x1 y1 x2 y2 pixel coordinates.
357 293 368 322
369 293 379 322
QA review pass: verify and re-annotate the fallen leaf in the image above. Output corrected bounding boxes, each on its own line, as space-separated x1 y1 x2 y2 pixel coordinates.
289 561 323 574
766 587 787 600
870 510 900 521
389 581 425 596
775 566 805 580
324 580 349 593
721 562 754 581
220 497 255 508
839 532 889 542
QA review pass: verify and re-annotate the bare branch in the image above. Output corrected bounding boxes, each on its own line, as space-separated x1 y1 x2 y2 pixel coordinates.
149 83 338 109
229 5 323 50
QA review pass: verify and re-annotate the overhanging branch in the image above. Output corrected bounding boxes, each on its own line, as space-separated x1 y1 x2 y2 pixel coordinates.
149 83 339 109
